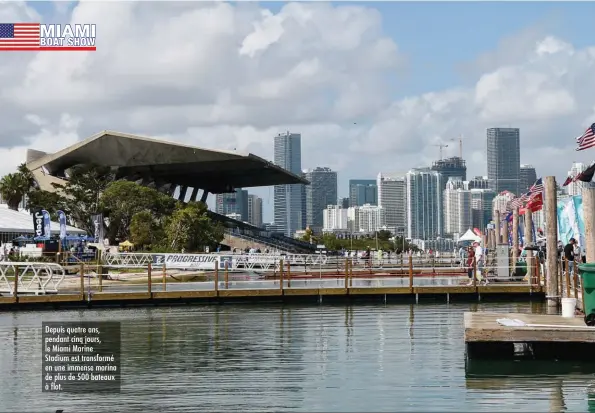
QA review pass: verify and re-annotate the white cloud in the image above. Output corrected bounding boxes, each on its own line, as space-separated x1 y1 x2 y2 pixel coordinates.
1 1 595 221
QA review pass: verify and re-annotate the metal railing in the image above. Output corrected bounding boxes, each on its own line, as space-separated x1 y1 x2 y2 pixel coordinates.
0 261 66 295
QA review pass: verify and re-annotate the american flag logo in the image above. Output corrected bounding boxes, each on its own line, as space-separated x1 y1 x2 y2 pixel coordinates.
576 123 595 151
529 178 543 194
0 23 40 49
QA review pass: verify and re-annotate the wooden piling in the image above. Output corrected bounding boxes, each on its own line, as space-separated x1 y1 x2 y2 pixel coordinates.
494 210 501 244
13 265 18 300
349 258 353 287
147 263 152 295
501 217 508 247
524 209 534 283
472 257 477 287
512 208 519 267
545 176 559 311
583 187 595 262
279 259 284 291
162 264 167 292
408 255 413 290
224 261 229 289
214 263 218 292
344 259 349 289
287 261 291 288
80 263 85 299
564 258 571 298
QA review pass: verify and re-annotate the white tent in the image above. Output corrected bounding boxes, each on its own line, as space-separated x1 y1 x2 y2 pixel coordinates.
457 229 482 243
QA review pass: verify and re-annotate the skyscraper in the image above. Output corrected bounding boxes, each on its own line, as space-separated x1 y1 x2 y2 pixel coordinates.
377 173 406 234
567 162 588 196
406 168 443 239
349 179 377 206
520 164 537 193
247 194 263 228
443 178 472 236
470 189 496 232
431 156 467 191
215 189 248 221
304 167 338 233
487 128 521 195
273 132 303 237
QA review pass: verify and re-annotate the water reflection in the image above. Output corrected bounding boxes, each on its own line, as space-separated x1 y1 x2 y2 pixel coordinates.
0 303 594 412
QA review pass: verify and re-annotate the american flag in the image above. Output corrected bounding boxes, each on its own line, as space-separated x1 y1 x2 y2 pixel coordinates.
510 197 523 209
529 178 543 194
0 23 40 49
576 123 595 151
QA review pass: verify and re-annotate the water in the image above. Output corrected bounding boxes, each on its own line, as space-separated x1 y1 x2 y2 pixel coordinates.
1 302 595 412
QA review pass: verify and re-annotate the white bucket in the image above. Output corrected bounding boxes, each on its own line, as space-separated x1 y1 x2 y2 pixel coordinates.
561 297 577 318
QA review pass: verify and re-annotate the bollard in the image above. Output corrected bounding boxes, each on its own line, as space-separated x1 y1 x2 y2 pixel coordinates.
148 262 152 296
408 255 413 290
224 261 229 289
287 261 291 288
13 265 18 300
80 263 85 299
162 264 167 292
279 259 284 291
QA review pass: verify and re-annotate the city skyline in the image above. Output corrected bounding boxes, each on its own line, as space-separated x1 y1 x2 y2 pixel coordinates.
3 2 595 226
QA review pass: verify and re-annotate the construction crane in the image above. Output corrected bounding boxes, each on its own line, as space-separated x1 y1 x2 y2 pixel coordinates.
449 135 464 158
433 143 448 160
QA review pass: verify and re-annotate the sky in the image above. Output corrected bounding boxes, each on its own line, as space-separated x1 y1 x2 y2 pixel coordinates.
1 1 595 223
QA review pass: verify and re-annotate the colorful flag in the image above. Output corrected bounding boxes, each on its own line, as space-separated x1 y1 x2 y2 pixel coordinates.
57 210 67 239
574 163 595 183
41 209 51 239
0 23 40 50
562 176 573 186
576 123 595 151
530 178 543 194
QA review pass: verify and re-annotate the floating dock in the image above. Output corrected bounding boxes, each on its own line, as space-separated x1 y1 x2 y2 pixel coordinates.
0 281 543 310
464 312 595 360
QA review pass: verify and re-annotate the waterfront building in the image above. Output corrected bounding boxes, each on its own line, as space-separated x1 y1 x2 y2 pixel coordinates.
377 173 406 234
465 176 490 190
346 204 385 233
349 179 377 206
487 127 521 195
406 168 443 239
273 131 304 237
215 189 248 221
323 205 348 231
492 191 515 218
443 178 472 237
247 194 263 228
431 156 467 191
520 165 537 193
470 189 496 232
304 167 338 233
567 162 589 196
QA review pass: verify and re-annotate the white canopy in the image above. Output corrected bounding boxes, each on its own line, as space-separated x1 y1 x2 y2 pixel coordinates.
458 229 482 243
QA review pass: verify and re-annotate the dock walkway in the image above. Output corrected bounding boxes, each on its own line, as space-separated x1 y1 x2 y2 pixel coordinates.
464 312 595 360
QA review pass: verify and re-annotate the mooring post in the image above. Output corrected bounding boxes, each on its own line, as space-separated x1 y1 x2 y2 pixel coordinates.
79 263 85 300
344 259 349 289
408 255 413 291
13 265 18 302
214 263 218 293
512 208 519 269
500 216 508 247
287 261 291 288
279 259 284 292
583 187 595 262
349 258 354 287
494 210 501 244
162 264 167 292
224 261 229 289
545 176 559 312
564 257 571 298
147 262 152 296
524 209 534 285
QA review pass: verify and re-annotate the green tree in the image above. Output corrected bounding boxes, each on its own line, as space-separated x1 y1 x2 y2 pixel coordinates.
301 227 314 243
129 211 163 248
51 164 114 234
101 180 175 242
0 163 36 210
26 189 67 218
165 202 224 252
376 230 392 241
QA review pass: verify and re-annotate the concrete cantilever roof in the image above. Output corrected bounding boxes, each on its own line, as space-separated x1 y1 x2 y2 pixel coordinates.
26 130 309 194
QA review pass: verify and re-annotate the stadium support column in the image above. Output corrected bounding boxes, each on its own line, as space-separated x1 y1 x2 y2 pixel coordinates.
200 190 209 203
190 187 199 202
178 186 188 201
545 176 559 313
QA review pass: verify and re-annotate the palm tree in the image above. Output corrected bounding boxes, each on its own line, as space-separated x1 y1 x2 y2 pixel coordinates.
0 164 36 211
0 173 28 210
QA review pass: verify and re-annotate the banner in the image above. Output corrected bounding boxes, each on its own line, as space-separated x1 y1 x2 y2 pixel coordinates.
152 254 226 270
557 195 585 246
32 209 45 238
91 213 104 243
57 210 67 239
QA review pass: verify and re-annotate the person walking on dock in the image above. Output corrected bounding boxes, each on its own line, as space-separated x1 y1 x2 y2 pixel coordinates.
466 246 476 285
564 238 576 275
